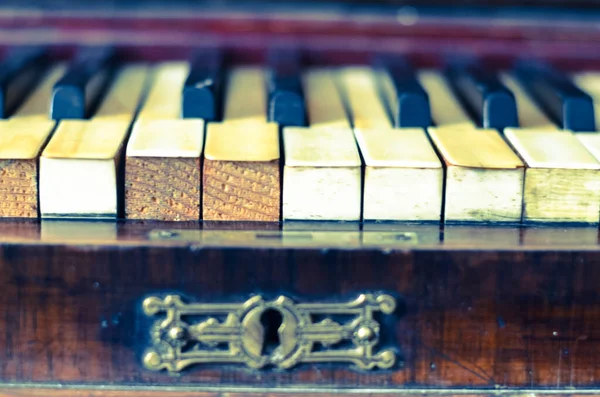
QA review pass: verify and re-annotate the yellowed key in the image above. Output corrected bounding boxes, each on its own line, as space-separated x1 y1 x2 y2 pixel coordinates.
40 65 149 219
340 67 442 222
283 68 361 221
419 71 524 223
503 73 600 223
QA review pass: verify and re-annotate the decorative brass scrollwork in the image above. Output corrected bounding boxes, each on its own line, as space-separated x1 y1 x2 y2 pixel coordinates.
142 294 397 373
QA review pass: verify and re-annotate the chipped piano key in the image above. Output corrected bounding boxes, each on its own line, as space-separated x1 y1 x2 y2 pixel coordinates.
126 62 204 221
514 61 595 132
40 65 148 219
340 67 442 222
282 68 361 221
203 67 280 222
502 73 600 223
51 46 115 120
267 47 306 127
377 56 431 128
182 48 222 121
446 60 518 130
420 71 525 223
0 65 64 218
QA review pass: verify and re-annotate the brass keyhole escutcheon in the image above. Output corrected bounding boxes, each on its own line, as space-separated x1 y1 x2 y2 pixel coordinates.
143 294 397 372
259 308 284 356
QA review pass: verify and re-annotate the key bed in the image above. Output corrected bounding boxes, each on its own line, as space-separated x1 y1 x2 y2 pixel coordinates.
3 49 600 223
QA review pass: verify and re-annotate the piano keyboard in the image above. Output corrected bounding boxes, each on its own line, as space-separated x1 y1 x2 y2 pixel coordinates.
2 48 600 223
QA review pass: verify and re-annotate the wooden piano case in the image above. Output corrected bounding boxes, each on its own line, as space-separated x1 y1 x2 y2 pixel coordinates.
1 0 600 395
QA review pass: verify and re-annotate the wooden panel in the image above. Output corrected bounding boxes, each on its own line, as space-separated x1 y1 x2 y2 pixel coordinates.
126 63 204 221
0 225 598 389
203 67 280 222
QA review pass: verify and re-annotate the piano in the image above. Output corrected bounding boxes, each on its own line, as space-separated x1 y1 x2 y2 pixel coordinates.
0 0 600 396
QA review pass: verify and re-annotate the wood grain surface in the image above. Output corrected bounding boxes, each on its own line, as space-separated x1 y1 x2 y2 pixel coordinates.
203 159 280 221
126 157 201 221
203 68 280 221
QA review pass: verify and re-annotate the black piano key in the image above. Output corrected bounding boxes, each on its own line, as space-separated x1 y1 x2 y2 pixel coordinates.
514 61 595 132
51 47 115 120
378 56 430 128
446 61 518 130
0 47 48 118
182 48 222 121
267 48 306 127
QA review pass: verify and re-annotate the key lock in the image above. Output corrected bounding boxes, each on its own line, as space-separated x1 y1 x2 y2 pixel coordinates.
142 294 397 372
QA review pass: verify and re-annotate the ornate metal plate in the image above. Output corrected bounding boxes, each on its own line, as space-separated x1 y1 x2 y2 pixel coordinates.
142 294 397 373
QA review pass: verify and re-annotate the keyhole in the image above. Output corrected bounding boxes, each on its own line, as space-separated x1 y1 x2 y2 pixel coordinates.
260 308 284 356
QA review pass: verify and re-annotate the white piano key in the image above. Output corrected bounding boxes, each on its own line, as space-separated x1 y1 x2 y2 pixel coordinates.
419 71 524 223
340 67 443 222
40 65 148 219
283 69 361 221
503 74 600 223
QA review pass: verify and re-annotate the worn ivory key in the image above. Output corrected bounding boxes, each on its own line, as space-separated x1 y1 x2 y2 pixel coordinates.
340 67 442 221
420 71 524 223
126 62 205 221
203 67 280 221
40 65 148 219
502 74 600 223
282 69 361 221
0 65 64 218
